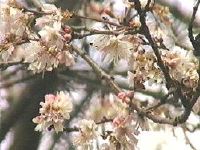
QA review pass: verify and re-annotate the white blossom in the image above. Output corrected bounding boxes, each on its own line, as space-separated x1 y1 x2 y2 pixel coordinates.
23 40 74 73
32 91 73 133
0 4 28 37
112 115 138 150
92 34 133 63
0 44 15 61
35 4 63 28
39 22 64 50
73 119 98 149
41 4 58 13
23 41 58 73
162 50 199 88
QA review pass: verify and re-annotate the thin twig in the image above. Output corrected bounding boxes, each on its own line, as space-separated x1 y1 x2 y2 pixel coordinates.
145 90 174 112
72 14 123 27
22 7 51 15
71 45 122 93
182 128 198 150
63 127 79 132
73 28 139 39
96 117 113 125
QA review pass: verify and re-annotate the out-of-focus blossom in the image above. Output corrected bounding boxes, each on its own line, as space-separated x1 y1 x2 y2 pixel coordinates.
57 50 75 66
0 44 15 61
0 4 29 37
41 3 58 13
87 94 129 123
127 71 135 88
112 115 138 150
117 91 134 104
35 4 62 28
35 15 57 29
35 3 72 29
32 91 73 133
100 143 116 150
73 119 98 149
153 4 172 26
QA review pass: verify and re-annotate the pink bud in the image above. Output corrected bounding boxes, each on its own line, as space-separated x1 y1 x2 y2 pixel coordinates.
118 92 126 100
64 34 72 41
64 26 72 34
103 7 112 16
117 91 134 104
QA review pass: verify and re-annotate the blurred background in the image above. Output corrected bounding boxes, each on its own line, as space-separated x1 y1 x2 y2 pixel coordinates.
0 0 200 150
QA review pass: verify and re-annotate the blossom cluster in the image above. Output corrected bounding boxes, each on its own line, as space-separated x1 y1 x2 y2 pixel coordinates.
32 90 144 149
71 115 140 150
0 1 74 73
89 0 199 91
0 0 199 89
32 91 73 133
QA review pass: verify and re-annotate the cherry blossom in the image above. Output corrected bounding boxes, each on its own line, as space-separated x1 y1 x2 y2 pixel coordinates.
32 91 73 133
112 115 138 150
92 34 133 63
73 119 98 149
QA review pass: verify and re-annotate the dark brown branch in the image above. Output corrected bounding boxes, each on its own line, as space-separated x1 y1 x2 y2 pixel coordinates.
73 28 140 39
188 0 200 56
134 0 172 88
133 0 197 125
130 102 175 125
96 117 113 125
188 0 200 108
145 0 152 11
22 7 51 15
63 127 79 132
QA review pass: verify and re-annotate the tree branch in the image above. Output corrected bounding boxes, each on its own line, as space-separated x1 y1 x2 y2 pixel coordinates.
134 0 172 89
71 45 122 93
